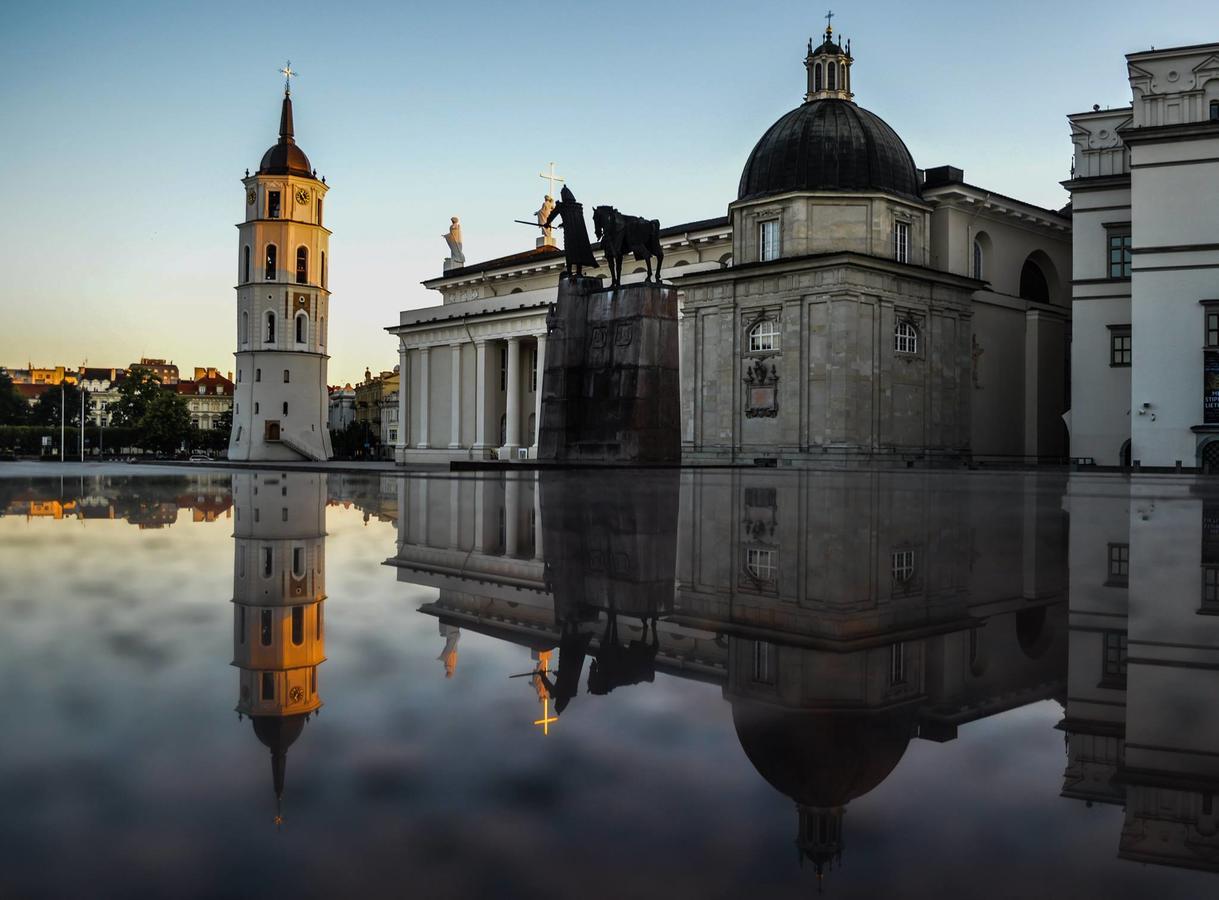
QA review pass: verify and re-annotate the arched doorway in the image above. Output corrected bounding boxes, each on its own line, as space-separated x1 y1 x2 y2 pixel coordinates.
1201 441 1219 475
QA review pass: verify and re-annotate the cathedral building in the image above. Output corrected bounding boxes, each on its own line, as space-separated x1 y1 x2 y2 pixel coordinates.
1066 41 1219 470
229 77 333 462
388 24 1072 465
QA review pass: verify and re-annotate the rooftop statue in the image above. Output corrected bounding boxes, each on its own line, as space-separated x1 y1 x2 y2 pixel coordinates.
443 217 465 267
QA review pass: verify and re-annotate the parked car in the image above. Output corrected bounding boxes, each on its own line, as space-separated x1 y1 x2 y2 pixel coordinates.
188 453 211 463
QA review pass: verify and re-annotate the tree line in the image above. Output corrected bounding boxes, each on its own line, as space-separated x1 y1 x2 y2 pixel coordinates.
0 368 229 456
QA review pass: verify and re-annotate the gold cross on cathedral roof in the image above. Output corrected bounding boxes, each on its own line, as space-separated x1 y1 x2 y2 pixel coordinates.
825 9 834 32
533 696 558 736
279 61 298 95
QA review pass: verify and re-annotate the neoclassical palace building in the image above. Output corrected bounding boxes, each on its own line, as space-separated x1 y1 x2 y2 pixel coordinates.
388 25 1072 465
1066 41 1219 470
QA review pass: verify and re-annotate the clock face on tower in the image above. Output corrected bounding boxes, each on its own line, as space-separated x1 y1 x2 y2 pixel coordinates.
246 188 256 205
289 685 305 704
295 188 310 205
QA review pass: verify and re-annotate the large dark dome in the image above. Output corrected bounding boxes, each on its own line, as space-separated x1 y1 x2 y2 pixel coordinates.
732 701 914 808
738 99 920 202
258 94 314 178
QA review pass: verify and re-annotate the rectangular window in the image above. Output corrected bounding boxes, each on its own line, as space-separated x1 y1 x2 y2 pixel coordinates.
892 549 916 588
1101 630 1128 686
752 641 776 685
261 546 273 577
1207 312 1219 349
268 191 281 219
746 548 777 583
894 221 910 264
1106 543 1129 587
744 487 777 508
889 642 907 686
1107 227 1132 278
1203 566 1219 613
1109 327 1132 367
291 606 304 646
759 220 780 262
261 671 275 700
260 609 273 646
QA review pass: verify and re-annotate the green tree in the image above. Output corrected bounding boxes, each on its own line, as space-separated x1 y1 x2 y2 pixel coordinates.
139 390 192 454
109 367 164 427
0 372 27 425
30 382 83 427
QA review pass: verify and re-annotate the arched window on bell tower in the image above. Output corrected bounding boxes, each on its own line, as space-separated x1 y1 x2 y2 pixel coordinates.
295 312 308 345
814 63 823 92
265 311 276 344
296 246 308 284
828 61 837 91
243 245 251 283
265 244 277 280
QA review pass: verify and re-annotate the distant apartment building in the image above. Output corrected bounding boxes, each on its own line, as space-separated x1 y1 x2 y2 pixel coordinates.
129 358 179 385
175 368 235 430
328 384 356 431
354 367 400 456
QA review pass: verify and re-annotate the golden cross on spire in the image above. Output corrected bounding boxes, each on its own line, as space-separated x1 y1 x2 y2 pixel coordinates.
825 9 834 33
279 61 298 96
533 696 558 736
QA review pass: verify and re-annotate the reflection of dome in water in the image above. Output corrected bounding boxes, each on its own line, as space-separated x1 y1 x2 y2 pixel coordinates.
252 713 310 814
732 702 914 808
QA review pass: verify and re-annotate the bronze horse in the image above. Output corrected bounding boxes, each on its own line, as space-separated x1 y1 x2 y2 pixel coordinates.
593 206 663 286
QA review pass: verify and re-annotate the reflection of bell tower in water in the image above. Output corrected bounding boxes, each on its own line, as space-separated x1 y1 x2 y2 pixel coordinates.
232 472 328 825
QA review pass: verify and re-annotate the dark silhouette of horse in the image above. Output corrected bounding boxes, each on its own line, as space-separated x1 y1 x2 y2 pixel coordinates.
593 206 663 287
587 610 660 696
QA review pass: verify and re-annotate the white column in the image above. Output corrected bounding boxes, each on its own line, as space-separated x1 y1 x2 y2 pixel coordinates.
448 478 460 548
473 340 493 453
505 473 520 557
449 343 463 450
416 346 430 449
532 472 543 560
396 342 409 462
503 336 522 456
532 334 547 452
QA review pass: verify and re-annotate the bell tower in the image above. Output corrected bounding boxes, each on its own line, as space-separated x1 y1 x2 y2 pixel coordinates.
232 471 328 826
229 63 333 462
804 17 854 103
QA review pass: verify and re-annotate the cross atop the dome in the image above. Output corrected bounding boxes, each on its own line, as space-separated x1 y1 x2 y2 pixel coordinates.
279 61 298 96
824 10 834 33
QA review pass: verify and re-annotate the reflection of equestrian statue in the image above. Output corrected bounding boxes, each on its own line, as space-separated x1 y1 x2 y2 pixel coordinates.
593 206 663 286
544 186 598 277
587 610 659 696
534 619 594 715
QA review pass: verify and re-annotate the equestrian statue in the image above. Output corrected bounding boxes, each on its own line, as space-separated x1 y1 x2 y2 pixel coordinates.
593 206 663 287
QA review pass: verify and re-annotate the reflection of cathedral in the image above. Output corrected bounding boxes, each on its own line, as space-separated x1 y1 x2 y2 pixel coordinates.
231 472 328 825
387 469 1070 877
1061 476 1219 872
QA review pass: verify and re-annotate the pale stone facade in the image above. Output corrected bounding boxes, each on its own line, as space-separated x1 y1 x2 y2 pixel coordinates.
1068 41 1219 469
388 31 1070 465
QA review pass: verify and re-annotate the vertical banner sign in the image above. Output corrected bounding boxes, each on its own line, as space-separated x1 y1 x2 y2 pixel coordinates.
1206 351 1219 425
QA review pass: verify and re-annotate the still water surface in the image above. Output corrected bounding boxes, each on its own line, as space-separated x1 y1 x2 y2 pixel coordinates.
1 468 1218 899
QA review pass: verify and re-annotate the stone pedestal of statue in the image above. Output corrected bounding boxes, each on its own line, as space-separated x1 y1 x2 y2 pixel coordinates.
539 276 681 463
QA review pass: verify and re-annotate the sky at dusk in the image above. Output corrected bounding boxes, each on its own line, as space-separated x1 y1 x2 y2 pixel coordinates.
2 0 1216 386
